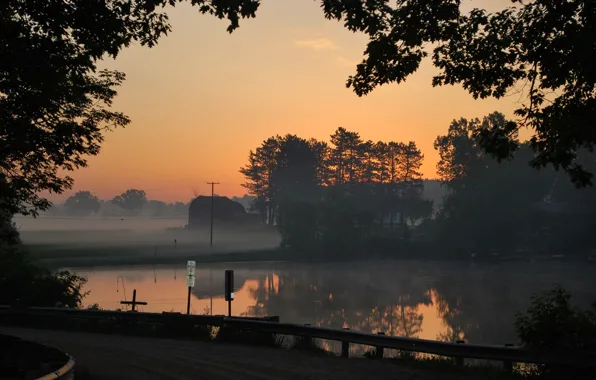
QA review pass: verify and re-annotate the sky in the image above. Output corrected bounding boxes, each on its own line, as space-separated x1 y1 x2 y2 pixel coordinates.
56 0 522 203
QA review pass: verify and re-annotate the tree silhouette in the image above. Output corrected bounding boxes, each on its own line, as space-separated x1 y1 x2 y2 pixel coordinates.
324 0 596 186
431 111 589 256
145 200 168 217
240 137 281 225
63 191 101 216
0 210 87 308
241 128 432 254
271 135 322 249
1 0 260 216
4 0 594 219
112 189 147 214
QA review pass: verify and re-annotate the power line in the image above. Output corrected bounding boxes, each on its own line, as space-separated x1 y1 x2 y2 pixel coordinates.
206 182 219 246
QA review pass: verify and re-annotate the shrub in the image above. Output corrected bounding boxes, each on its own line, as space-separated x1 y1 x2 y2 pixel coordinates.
514 286 596 379
215 325 285 348
0 211 88 308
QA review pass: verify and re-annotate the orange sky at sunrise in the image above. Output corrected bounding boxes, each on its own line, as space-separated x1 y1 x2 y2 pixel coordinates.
56 0 523 203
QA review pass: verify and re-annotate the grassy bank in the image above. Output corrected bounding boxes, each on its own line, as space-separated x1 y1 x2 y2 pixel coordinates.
29 245 284 268
28 242 596 269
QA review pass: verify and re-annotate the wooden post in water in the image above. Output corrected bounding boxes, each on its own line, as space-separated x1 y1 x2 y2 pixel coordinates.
375 332 385 358
119 289 148 312
455 340 465 366
341 328 350 358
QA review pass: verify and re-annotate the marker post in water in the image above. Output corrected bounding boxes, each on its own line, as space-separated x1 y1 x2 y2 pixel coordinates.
186 260 196 314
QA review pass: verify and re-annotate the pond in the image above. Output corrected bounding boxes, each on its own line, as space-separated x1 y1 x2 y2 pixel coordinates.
69 260 595 346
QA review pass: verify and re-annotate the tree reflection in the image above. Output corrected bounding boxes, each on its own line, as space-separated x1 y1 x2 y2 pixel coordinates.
239 261 594 351
243 264 431 341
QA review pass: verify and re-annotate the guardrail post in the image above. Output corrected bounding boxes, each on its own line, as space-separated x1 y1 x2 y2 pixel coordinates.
503 343 514 372
341 328 350 358
454 340 465 366
375 332 385 359
304 324 313 347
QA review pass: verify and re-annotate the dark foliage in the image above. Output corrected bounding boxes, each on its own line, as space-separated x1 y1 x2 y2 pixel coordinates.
241 112 596 259
1 0 259 216
320 0 596 186
433 111 596 257
515 286 596 379
0 211 87 308
240 131 429 254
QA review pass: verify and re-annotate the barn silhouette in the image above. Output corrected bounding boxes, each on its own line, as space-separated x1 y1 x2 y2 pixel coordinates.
187 196 256 228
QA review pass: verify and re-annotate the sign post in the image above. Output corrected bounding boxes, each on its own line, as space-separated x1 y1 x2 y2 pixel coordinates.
224 269 234 317
186 261 196 315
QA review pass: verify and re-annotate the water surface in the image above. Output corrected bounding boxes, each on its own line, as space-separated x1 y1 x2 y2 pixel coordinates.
72 260 595 346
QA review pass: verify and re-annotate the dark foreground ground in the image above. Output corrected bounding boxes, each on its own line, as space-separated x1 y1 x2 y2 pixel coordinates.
0 327 478 380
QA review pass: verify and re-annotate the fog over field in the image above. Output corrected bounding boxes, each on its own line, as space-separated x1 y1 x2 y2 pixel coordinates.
15 216 281 266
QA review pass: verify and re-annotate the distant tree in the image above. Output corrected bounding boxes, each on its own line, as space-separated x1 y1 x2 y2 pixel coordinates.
168 202 188 216
397 142 425 230
373 142 390 184
112 189 147 214
242 128 431 253
145 200 168 217
308 138 332 186
63 191 101 216
434 112 553 255
231 195 257 212
359 140 378 184
271 135 321 247
379 141 407 228
240 137 281 225
328 127 364 184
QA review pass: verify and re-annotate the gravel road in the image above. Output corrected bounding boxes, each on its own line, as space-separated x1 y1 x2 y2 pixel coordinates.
1 327 465 380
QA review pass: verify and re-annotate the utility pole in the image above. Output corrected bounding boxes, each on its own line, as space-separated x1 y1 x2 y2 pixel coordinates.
206 182 219 246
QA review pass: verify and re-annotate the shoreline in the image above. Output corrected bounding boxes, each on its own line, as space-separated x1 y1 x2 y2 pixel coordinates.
34 248 283 269
31 247 595 269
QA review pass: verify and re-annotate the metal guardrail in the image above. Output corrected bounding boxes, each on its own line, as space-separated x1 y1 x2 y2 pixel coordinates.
222 318 595 366
1 306 594 369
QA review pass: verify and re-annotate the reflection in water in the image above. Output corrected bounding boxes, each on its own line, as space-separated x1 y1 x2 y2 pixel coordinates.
74 260 594 351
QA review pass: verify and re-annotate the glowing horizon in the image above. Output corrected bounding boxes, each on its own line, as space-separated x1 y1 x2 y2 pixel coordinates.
53 0 521 204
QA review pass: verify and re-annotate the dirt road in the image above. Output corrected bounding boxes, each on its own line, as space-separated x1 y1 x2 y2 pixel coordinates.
1 327 463 380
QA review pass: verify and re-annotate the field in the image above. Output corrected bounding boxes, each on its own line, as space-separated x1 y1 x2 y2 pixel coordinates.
15 216 281 267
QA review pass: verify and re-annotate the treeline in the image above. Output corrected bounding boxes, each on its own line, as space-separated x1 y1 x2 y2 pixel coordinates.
240 127 433 254
241 112 596 258
431 113 596 258
45 189 189 218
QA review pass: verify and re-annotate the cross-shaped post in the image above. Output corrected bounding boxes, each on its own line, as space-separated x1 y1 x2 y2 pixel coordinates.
120 289 148 312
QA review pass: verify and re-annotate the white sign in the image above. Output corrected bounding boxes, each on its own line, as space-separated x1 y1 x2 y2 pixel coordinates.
187 274 195 287
186 261 196 287
230 292 235 300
